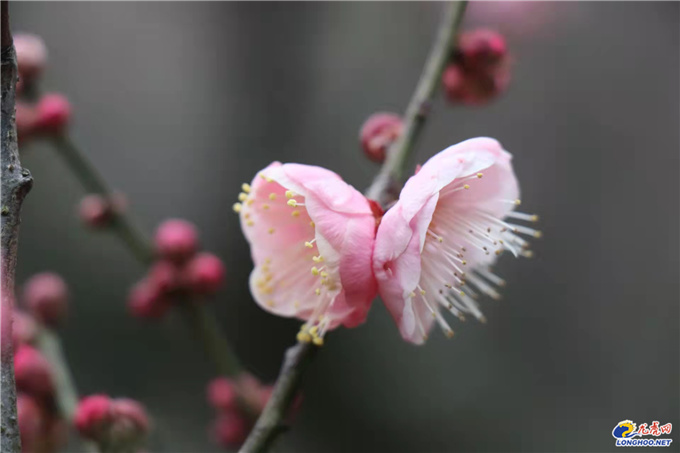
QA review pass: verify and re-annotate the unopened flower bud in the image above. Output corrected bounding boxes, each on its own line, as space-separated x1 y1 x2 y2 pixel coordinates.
22 272 69 327
458 29 507 71
108 398 150 446
35 93 71 135
148 260 182 294
75 394 112 439
185 253 226 295
17 393 45 452
359 112 403 163
154 219 199 263
207 377 237 412
213 411 249 448
442 62 510 106
14 33 48 81
127 280 170 319
14 345 54 397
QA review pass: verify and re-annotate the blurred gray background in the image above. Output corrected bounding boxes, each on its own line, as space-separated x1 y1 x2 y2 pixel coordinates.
11 2 679 452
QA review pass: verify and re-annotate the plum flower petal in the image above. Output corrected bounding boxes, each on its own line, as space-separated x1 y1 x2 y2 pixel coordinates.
373 138 539 344
235 162 378 343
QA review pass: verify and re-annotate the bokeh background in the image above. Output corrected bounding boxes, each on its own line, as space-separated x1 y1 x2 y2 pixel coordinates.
10 2 679 452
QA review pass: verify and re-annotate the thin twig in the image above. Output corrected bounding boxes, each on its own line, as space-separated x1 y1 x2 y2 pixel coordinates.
46 135 243 378
365 1 468 206
1 2 33 451
239 3 468 452
34 327 98 452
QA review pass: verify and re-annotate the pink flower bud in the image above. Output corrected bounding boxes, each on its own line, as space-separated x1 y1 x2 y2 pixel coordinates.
17 393 45 452
35 93 71 136
127 280 170 319
442 62 510 106
154 219 199 263
213 410 249 448
22 272 69 327
185 253 225 295
14 345 54 397
14 33 48 81
75 394 112 439
109 398 150 443
207 377 237 412
359 112 403 163
148 260 182 294
12 310 38 349
78 193 127 229
458 29 507 71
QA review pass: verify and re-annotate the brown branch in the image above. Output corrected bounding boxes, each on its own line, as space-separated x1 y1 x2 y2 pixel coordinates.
1 2 33 451
239 3 468 452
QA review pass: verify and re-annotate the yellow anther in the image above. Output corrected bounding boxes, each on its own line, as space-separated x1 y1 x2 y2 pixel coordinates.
291 210 301 217
420 289 426 295
524 250 535 258
232 203 242 213
247 199 255 206
244 213 251 219
262 204 270 210
446 329 455 338
312 336 324 346
462 260 467 265
265 258 272 264
530 214 539 222
431 312 437 319
297 331 312 343
320 271 328 278
459 291 465 297
256 279 266 288
309 221 315 228
238 192 248 202
262 287 273 295
247 220 255 227
515 199 522 206
533 231 543 238
312 255 323 262
305 242 314 248
269 193 277 200
409 291 416 298
309 326 319 336
259 173 266 180
287 199 298 207
315 288 321 296
266 300 275 307
311 267 320 276
268 227 275 234
285 190 295 199
242 183 251 193
438 237 443 243
476 173 483 178
294 301 301 309
463 184 470 190
264 273 272 282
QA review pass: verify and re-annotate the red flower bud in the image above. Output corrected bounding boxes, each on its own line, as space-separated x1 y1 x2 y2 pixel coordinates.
213 410 249 448
148 260 183 294
127 280 170 319
14 345 54 397
17 393 45 452
184 253 226 295
22 272 69 327
207 377 238 412
35 93 71 136
75 394 113 439
154 219 199 263
359 112 403 163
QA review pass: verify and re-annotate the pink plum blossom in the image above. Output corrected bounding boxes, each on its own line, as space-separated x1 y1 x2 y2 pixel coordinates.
234 162 378 344
373 138 539 344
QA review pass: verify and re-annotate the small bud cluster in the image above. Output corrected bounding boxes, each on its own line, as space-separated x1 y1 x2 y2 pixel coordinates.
13 34 72 144
128 219 226 319
359 112 403 163
442 29 511 105
12 272 72 452
78 193 127 229
75 394 150 452
206 374 287 449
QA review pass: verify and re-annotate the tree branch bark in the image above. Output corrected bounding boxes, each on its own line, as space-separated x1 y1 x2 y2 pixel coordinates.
239 3 468 452
1 2 33 451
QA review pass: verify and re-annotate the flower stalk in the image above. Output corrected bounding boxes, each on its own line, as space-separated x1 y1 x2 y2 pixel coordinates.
239 2 468 452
